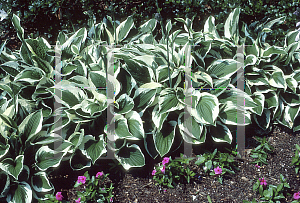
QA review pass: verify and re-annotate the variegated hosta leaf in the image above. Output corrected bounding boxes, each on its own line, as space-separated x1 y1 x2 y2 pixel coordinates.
209 121 233 144
280 91 300 106
31 172 54 193
19 110 43 141
133 87 156 112
285 75 298 93
268 70 286 90
224 8 240 40
0 171 10 198
253 108 271 130
111 111 144 140
177 112 206 144
158 88 185 114
153 121 176 157
262 46 286 57
88 71 106 88
28 131 64 146
0 61 25 77
115 94 134 114
50 81 87 108
264 91 278 109
116 15 134 43
251 92 265 116
11 182 32 203
115 143 145 170
70 148 91 171
219 101 251 126
192 71 213 88
152 105 169 131
0 143 10 160
12 14 24 41
0 155 24 180
218 86 258 110
207 59 242 79
277 105 300 129
190 91 219 125
35 144 70 171
79 134 106 164
204 16 220 39
209 78 231 97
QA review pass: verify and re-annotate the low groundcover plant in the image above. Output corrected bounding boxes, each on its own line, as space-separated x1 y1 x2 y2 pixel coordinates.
152 154 195 188
195 148 238 184
40 171 114 203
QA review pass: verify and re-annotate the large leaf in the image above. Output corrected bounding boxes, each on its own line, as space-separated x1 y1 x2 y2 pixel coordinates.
204 16 220 38
19 110 43 140
153 121 176 157
12 14 24 41
12 182 32 203
35 145 69 171
115 94 134 114
207 59 242 79
190 91 219 125
80 134 107 164
31 172 54 193
178 112 206 144
0 171 10 198
115 143 145 170
0 155 24 180
219 101 251 126
253 108 271 130
158 88 185 114
224 8 240 40
116 15 134 43
209 121 233 144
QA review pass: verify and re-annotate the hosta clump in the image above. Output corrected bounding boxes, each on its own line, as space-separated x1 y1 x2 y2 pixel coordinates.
152 154 195 189
249 136 274 166
0 110 73 202
195 148 239 184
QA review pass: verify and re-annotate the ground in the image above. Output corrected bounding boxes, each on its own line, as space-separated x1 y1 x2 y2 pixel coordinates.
48 123 300 203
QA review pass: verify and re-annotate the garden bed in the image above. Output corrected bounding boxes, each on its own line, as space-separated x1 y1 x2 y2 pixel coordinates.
49 123 300 203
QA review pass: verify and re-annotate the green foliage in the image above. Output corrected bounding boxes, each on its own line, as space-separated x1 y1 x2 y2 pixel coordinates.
40 171 114 203
250 136 274 166
194 148 239 184
290 144 300 174
249 174 291 203
152 154 196 188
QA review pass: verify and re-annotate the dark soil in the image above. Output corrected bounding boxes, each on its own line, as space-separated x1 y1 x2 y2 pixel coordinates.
47 123 300 203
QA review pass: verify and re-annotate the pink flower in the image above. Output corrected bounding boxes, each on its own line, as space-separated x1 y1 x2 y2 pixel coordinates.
77 176 87 184
294 191 300 200
214 166 222 175
110 197 113 202
255 164 260 168
152 169 156 176
75 197 81 203
162 157 170 165
161 165 166 174
55 192 63 201
96 171 104 178
259 178 267 186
